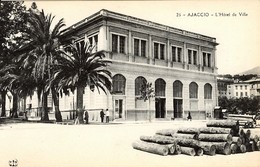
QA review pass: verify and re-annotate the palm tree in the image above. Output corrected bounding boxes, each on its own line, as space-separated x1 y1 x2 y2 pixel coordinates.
20 8 65 121
0 60 7 117
0 63 35 118
49 42 112 124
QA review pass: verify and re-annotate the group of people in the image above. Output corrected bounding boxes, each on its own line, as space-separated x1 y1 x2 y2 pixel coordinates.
75 108 110 124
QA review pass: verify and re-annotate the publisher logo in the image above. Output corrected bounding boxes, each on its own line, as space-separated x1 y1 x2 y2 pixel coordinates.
9 159 18 167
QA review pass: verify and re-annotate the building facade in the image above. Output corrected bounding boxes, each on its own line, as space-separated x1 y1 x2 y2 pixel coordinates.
245 76 260 99
58 9 219 121
217 77 234 98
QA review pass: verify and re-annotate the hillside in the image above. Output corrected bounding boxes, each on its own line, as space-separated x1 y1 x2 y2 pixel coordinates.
238 66 260 75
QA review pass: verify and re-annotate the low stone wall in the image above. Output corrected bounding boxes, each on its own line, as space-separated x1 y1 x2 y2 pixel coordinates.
183 110 206 120
126 110 156 121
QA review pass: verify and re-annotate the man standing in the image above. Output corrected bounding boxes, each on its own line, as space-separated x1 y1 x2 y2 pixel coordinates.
105 109 109 123
100 109 105 123
84 110 89 124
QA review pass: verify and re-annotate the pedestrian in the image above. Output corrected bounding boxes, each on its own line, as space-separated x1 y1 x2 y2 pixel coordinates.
74 108 80 125
187 111 192 121
84 109 89 124
100 109 105 123
105 109 109 123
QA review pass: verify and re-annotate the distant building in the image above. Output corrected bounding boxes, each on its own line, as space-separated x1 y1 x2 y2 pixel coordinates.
217 76 258 100
245 76 260 100
217 77 234 98
232 81 251 98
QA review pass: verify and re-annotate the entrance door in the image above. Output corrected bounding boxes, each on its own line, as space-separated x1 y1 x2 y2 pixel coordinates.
114 99 124 119
155 98 166 118
173 99 183 118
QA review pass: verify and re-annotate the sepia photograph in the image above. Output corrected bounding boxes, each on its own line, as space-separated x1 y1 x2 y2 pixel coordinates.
0 1 260 167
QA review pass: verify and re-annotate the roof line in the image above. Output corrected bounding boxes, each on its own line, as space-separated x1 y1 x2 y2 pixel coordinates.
61 9 217 44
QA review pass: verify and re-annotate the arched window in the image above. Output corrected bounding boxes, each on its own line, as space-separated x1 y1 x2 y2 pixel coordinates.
189 82 198 98
204 83 212 99
112 74 126 94
155 78 166 96
173 80 183 98
135 76 147 96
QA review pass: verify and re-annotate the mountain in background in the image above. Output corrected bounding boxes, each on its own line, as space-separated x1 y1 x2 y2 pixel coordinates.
238 66 260 75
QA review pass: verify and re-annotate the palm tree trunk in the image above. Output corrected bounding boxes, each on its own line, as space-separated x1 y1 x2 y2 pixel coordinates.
51 88 62 122
1 90 6 117
149 98 151 122
12 93 19 118
41 92 49 121
76 85 84 124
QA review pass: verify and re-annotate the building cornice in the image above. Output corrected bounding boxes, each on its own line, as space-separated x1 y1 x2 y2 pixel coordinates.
61 9 218 45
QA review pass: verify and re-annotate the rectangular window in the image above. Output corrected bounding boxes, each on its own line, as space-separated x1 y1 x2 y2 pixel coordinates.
203 53 207 66
235 86 238 90
112 34 118 52
240 92 243 97
236 92 238 96
172 46 182 62
193 50 197 65
154 42 165 60
134 38 146 57
203 52 212 67
89 34 98 52
240 86 242 90
119 36 125 53
76 40 84 49
160 44 165 60
188 50 192 64
141 40 146 57
172 46 176 62
245 92 248 96
134 39 139 56
177 48 182 62
111 34 126 54
245 85 247 90
154 43 159 59
207 53 211 67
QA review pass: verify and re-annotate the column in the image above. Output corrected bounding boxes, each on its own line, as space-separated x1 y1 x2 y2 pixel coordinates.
198 46 203 71
183 42 187 69
148 34 153 64
167 39 171 67
98 25 107 51
128 30 133 62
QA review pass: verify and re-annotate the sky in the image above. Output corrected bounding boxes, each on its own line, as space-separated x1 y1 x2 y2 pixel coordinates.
24 1 260 75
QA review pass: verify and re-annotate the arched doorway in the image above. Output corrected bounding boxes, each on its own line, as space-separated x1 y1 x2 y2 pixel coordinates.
155 78 166 118
173 80 183 118
112 74 126 119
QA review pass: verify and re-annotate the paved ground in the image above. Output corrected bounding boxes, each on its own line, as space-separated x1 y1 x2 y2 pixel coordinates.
0 120 260 167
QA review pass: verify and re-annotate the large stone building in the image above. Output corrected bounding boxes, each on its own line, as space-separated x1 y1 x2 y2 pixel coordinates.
58 9 219 121
2 9 218 121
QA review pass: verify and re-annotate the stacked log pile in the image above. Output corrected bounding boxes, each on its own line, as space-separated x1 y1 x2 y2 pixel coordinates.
132 120 260 156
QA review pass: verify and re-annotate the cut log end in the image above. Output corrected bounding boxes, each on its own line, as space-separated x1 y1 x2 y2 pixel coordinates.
196 148 204 156
175 145 182 154
198 142 216 156
238 144 247 153
232 137 242 147
166 144 176 155
231 143 238 154
257 141 260 151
